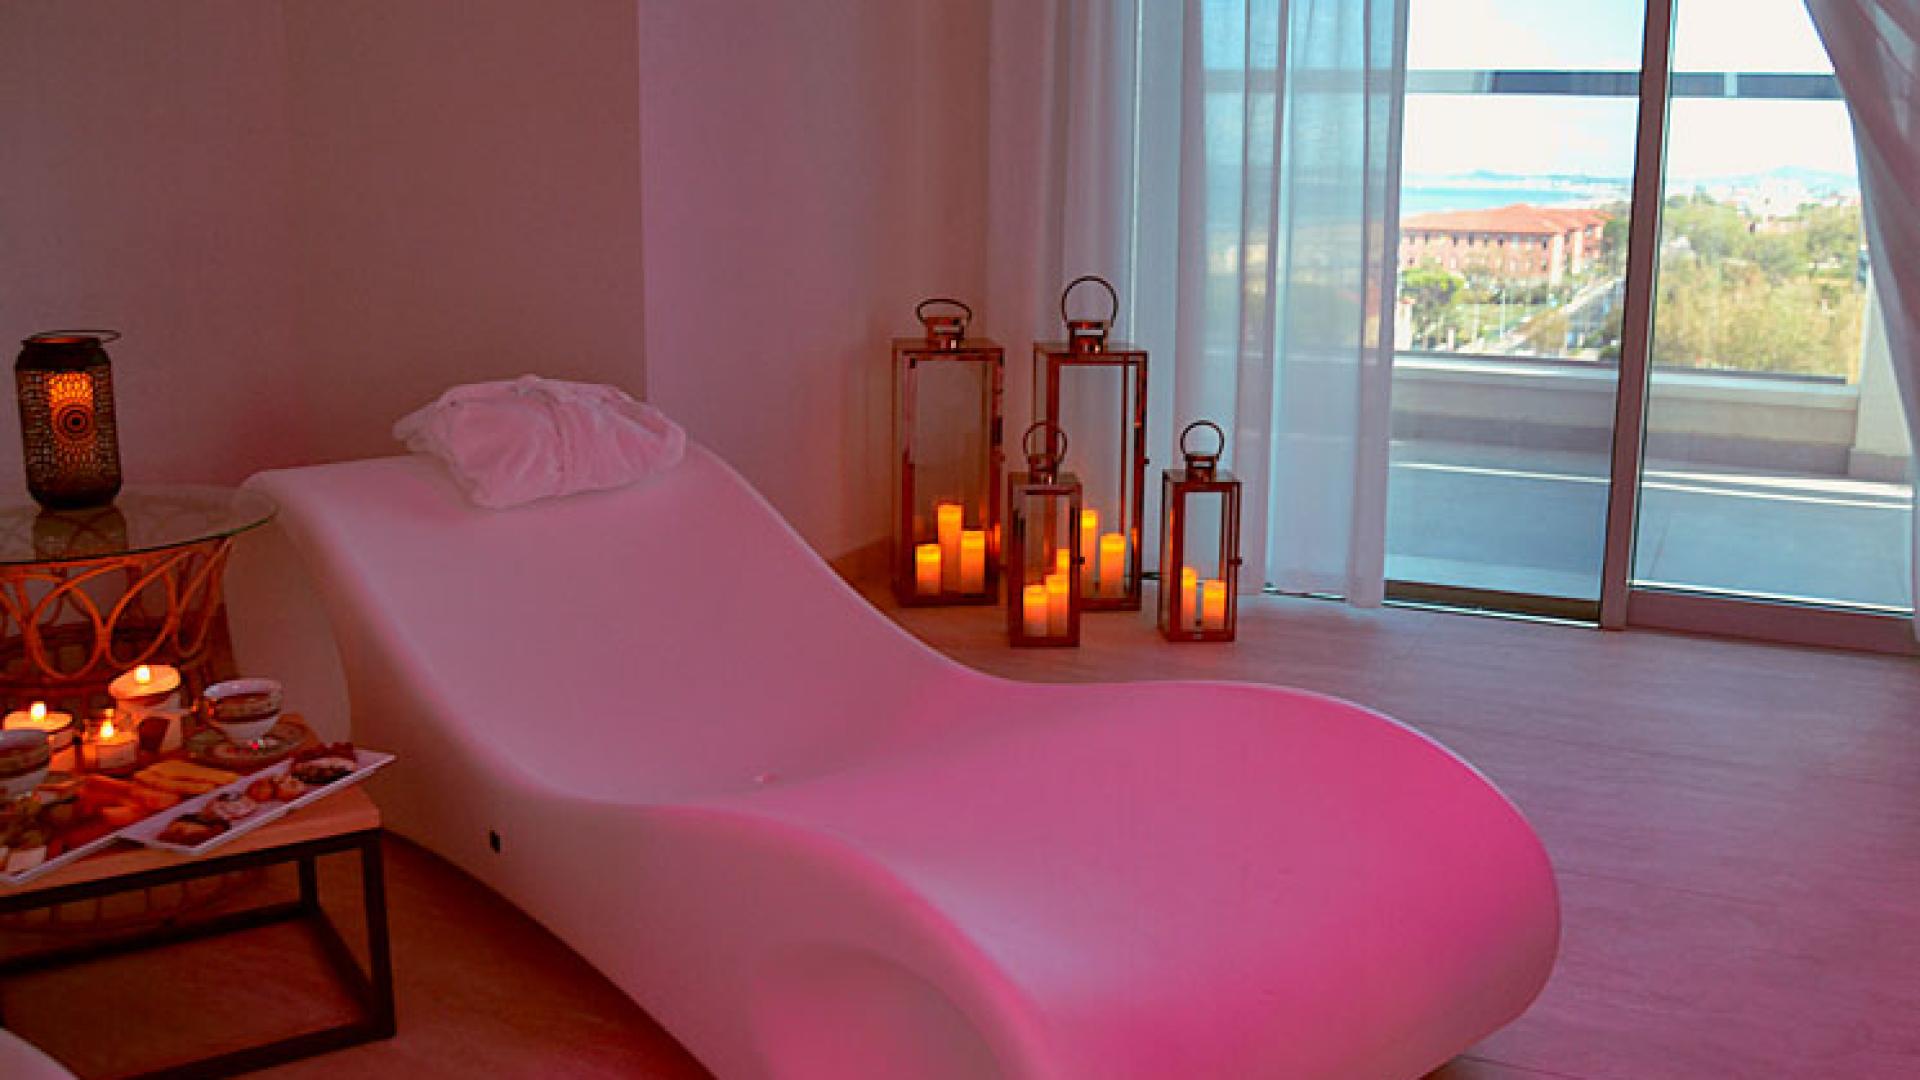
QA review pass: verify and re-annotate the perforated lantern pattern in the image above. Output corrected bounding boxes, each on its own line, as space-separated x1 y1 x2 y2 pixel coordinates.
16 332 122 510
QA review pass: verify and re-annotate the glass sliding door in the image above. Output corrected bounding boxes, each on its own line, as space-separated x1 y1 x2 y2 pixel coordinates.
1385 0 1647 614
1632 0 1916 613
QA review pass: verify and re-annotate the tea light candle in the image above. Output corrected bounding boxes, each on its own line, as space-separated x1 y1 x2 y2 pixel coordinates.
915 543 942 596
1078 509 1100 592
936 503 963 591
1021 583 1049 638
1044 572 1070 634
959 530 987 594
1201 579 1228 631
1098 533 1127 598
4 702 74 751
109 663 182 709
83 716 138 773
1181 566 1200 629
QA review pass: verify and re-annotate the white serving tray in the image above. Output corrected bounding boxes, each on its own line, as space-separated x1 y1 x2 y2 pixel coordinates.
121 748 393 857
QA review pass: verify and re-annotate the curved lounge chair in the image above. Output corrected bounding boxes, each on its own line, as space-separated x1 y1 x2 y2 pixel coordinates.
228 444 1558 1079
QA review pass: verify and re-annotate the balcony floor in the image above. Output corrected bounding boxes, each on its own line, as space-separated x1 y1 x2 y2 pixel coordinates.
1387 439 1915 610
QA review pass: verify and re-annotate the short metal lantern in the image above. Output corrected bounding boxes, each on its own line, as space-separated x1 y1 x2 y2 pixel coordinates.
891 299 1004 606
1033 276 1148 612
16 330 123 510
1159 421 1242 642
1006 423 1082 648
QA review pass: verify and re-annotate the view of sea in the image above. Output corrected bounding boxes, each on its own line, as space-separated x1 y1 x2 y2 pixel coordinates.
1401 185 1626 217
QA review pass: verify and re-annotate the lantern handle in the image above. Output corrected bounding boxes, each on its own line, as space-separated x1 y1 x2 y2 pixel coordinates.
1021 421 1069 470
1059 276 1119 330
1179 420 1226 461
26 329 122 346
914 297 972 331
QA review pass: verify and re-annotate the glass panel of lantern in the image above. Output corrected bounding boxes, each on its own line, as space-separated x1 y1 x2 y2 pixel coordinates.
891 299 1003 606
1033 276 1147 612
1159 421 1242 642
15 331 123 510
1006 423 1082 647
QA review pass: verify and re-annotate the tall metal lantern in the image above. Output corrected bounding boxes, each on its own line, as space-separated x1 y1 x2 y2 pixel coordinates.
1159 421 1242 642
892 299 1004 606
16 331 123 510
1006 423 1082 647
1034 276 1147 612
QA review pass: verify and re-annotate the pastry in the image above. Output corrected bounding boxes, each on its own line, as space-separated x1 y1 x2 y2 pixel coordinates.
157 813 227 846
246 776 278 803
144 760 238 785
272 774 308 800
206 793 258 822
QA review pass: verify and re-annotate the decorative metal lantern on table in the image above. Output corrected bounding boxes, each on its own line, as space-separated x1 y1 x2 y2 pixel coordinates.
1033 276 1148 612
15 331 123 510
892 299 1004 606
1159 421 1242 642
1006 423 1082 647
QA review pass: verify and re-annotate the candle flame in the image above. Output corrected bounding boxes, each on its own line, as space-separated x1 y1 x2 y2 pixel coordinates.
135 665 152 685
100 718 116 738
29 702 46 721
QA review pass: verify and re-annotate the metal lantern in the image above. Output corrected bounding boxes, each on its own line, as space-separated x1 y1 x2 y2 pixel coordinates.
16 331 123 510
892 299 1005 606
1006 423 1082 648
1033 276 1148 612
1159 421 1242 642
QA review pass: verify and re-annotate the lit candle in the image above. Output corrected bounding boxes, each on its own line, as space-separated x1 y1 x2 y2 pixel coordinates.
959 530 987 594
1079 509 1099 592
936 503 964 591
1181 566 1200 629
915 543 942 596
1098 533 1127 599
1022 583 1049 638
5 702 72 745
1054 547 1071 580
1044 572 1070 635
83 716 138 773
1201 579 1228 631
109 663 182 709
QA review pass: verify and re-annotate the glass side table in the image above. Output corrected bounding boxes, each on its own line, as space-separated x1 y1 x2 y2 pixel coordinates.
0 486 276 708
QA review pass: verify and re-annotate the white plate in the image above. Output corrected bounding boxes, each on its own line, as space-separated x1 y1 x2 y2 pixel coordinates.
0 825 128 887
121 749 393 857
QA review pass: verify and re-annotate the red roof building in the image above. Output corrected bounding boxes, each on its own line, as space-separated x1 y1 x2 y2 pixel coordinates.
1399 203 1611 286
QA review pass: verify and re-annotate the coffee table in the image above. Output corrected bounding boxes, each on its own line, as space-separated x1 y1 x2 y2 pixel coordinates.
0 787 392 1078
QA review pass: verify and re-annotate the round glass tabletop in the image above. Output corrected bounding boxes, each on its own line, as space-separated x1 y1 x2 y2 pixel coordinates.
0 486 277 566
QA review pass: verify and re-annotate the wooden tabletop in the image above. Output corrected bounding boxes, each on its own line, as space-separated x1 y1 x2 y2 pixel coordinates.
0 786 380 897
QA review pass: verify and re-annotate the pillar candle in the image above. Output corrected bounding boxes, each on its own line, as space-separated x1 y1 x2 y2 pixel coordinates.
1054 547 1071 580
1201 579 1228 631
936 503 963 591
1022 583 1049 638
1181 566 1200 629
1098 533 1127 598
959 530 987 594
915 543 942 596
1079 509 1100 593
1045 572 1070 635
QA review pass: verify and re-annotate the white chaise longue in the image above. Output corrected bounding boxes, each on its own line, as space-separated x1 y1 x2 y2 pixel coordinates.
228 441 1558 1079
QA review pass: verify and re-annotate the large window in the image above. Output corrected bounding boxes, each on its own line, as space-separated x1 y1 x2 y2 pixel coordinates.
1386 0 1914 620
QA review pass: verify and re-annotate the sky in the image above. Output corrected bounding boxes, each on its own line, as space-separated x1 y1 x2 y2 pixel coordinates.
1402 0 1859 182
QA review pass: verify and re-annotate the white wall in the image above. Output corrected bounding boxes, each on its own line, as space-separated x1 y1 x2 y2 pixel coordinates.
639 0 990 556
2 0 984 558
0 1 301 492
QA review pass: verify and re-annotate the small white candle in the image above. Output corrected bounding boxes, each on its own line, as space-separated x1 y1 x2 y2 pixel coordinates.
1201 578 1228 631
84 717 138 772
915 543 942 596
1078 509 1100 593
109 663 182 709
4 702 74 750
959 530 987 594
1098 532 1127 599
1045 572 1070 635
1181 566 1200 629
936 503 964 591
1021 583 1049 638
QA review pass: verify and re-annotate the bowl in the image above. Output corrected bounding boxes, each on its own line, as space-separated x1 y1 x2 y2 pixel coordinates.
202 678 284 746
0 731 52 799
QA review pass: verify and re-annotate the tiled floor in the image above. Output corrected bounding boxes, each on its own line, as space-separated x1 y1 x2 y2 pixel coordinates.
4 590 1916 1078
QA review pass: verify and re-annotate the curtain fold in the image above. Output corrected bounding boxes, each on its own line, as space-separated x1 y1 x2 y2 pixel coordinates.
992 0 1408 602
1804 0 1920 637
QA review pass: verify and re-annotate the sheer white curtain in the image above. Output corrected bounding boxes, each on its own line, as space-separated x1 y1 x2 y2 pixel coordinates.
988 0 1408 602
1804 0 1920 637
